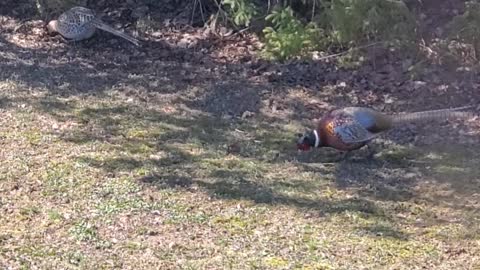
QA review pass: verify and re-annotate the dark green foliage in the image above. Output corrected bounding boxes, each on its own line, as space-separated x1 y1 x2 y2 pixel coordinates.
319 0 417 45
262 6 324 60
447 1 480 58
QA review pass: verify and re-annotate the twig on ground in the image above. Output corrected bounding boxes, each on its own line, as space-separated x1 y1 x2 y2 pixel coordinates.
314 42 384 61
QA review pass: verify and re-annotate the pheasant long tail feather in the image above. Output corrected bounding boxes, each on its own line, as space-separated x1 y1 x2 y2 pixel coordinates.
91 20 140 46
391 106 474 125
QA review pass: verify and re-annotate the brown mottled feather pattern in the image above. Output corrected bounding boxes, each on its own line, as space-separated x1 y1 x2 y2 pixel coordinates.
48 6 140 46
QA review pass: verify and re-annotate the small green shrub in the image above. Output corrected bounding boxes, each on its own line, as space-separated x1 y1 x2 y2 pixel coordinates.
259 0 417 60
319 0 416 46
222 0 258 27
262 6 325 60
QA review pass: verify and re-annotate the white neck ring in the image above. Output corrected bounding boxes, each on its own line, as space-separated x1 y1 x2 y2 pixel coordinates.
313 130 320 148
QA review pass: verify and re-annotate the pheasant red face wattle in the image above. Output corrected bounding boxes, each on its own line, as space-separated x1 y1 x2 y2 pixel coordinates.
297 142 311 151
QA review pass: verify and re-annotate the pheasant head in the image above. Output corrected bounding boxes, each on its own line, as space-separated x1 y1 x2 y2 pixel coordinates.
296 130 321 151
46 20 59 34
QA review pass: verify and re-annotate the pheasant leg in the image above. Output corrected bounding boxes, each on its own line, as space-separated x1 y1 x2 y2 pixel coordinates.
365 144 376 160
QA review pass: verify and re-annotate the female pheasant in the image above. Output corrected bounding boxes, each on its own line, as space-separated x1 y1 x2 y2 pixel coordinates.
47 6 140 46
297 106 474 152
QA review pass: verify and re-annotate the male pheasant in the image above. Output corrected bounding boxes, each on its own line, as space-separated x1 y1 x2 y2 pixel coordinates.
47 6 140 46
297 106 474 152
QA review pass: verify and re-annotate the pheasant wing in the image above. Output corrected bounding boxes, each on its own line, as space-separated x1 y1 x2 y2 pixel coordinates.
59 8 94 25
334 119 379 144
68 7 96 23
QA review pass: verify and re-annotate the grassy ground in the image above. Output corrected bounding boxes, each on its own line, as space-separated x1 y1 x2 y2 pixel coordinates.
0 80 479 269
1 2 480 269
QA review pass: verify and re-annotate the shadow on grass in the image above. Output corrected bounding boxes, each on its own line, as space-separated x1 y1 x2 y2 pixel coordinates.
24 97 395 224
4 88 479 225
330 141 480 212
15 95 479 220
293 133 480 210
358 223 409 240
138 170 390 217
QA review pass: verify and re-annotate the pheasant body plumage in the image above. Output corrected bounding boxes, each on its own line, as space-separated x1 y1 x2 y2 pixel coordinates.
297 106 473 152
47 7 140 46
318 112 372 151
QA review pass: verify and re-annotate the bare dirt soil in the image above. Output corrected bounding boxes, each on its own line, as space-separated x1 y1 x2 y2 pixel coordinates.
0 0 479 269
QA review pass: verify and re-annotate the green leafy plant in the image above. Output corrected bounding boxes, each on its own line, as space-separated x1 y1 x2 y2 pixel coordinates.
447 1 480 59
222 0 258 27
320 0 416 46
262 6 325 60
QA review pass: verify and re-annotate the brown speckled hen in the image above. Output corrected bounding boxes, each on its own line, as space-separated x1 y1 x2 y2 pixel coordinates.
47 6 140 46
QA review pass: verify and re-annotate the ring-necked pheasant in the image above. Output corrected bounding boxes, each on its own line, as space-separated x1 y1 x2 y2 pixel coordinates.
47 6 140 46
297 106 474 152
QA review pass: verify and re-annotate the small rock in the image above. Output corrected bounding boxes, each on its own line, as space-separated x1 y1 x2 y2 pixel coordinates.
241 111 254 119
221 113 234 120
177 38 190 49
413 81 426 90
146 230 158 236
384 94 395 104
404 173 417 179
151 210 161 216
